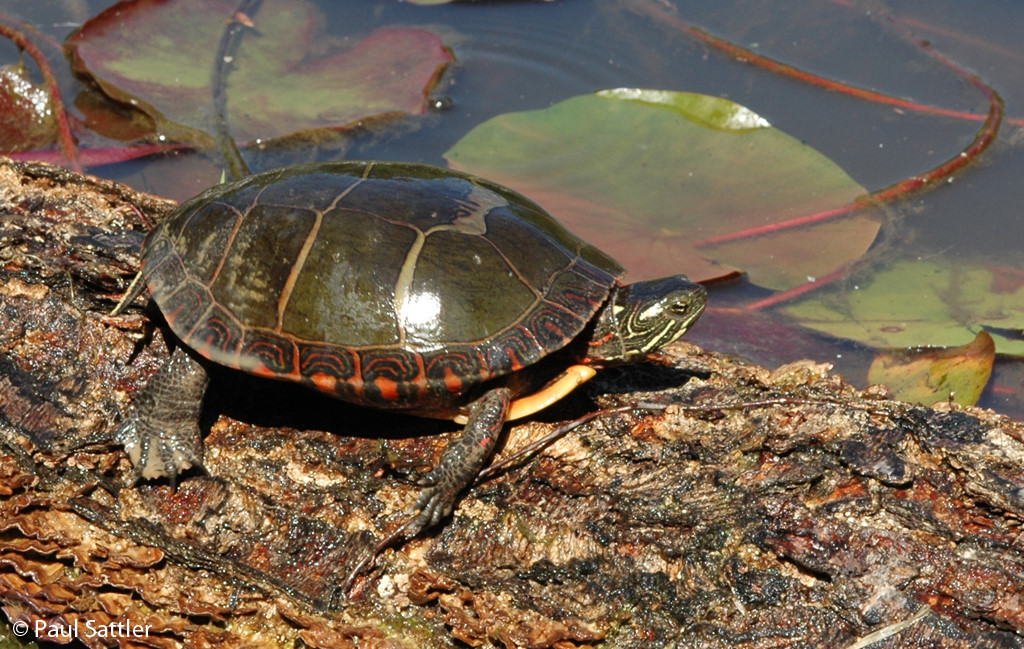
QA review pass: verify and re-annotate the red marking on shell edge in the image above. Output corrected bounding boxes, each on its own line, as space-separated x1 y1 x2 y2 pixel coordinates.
251 364 277 378
374 376 399 402
505 352 525 372
443 367 463 394
312 373 338 392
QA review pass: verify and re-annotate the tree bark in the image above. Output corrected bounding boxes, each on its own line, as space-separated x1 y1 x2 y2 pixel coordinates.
1 158 1023 649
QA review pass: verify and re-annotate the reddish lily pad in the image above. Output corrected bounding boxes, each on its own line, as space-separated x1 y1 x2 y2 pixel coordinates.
868 331 995 407
0 64 57 152
445 89 878 287
67 0 453 146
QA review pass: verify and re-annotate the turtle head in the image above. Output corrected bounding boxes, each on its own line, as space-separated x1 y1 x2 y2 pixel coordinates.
584 276 706 365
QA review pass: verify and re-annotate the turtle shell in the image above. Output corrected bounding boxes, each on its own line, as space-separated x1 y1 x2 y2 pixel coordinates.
138 161 624 414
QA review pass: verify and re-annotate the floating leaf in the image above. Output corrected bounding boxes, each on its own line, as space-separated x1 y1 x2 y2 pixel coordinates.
781 259 1024 355
0 64 57 151
868 331 995 407
73 83 157 143
445 89 877 286
67 0 453 146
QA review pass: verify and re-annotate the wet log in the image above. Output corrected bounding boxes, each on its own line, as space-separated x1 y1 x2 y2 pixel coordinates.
1 157 1023 649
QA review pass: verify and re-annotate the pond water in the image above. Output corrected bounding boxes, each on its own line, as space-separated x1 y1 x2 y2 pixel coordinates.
2 0 1023 417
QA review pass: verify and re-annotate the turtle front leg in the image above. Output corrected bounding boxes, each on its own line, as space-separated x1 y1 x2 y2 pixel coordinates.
406 387 511 536
340 388 514 592
117 346 209 482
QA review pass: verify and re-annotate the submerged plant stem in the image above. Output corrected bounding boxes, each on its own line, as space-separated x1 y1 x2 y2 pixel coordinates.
212 0 262 180
631 0 1005 309
0 19 80 172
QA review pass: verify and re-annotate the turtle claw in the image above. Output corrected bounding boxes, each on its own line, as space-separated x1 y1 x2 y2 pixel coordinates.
414 472 438 488
407 483 458 534
117 413 203 484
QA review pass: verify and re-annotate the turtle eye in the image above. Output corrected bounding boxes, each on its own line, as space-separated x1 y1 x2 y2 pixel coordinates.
668 299 697 315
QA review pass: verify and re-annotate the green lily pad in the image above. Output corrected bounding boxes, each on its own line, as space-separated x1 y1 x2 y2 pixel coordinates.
782 259 1024 355
868 331 995 407
67 0 453 146
445 89 877 286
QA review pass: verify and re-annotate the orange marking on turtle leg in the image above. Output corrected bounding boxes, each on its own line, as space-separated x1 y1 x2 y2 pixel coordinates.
451 365 596 426
506 365 596 421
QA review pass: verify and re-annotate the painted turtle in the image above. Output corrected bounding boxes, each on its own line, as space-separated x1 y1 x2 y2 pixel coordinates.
115 161 706 539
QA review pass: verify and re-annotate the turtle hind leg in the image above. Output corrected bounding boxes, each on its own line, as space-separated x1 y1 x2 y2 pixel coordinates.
400 387 511 538
117 346 210 484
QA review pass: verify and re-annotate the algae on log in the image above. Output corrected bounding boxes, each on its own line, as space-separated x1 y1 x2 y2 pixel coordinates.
1 158 1023 649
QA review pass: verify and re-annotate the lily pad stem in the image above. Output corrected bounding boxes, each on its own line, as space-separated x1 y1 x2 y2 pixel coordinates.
212 0 263 180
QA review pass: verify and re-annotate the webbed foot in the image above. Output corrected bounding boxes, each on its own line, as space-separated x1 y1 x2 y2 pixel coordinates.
118 346 209 483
